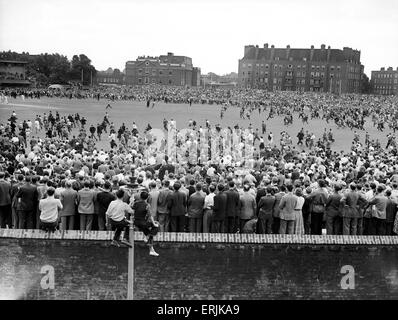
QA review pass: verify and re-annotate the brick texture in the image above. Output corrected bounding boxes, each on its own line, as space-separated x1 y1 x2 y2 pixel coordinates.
1 230 398 300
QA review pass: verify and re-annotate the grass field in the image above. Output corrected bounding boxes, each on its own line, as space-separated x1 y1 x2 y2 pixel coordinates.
0 97 392 153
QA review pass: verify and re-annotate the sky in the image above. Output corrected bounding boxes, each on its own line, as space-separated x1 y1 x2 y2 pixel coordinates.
0 0 397 76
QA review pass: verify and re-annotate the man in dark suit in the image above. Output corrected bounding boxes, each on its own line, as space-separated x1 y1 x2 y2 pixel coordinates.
306 179 329 235
167 182 187 232
11 174 24 228
341 183 367 235
225 181 240 233
16 175 38 229
187 183 205 233
0 172 12 228
211 184 227 233
257 186 276 234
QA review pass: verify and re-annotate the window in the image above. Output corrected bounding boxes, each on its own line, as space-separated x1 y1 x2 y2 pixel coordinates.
152 70 156 76
243 63 246 68
275 57 280 61
273 78 277 84
169 70 172 75
138 78 142 84
145 69 149 74
169 79 172 84
138 69 142 74
159 70 163 75
145 61 149 66
265 64 269 69
288 64 293 69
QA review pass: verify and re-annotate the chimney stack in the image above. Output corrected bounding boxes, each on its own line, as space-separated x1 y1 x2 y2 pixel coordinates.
327 46 331 62
286 45 290 60
270 45 275 60
310 45 314 61
264 43 269 49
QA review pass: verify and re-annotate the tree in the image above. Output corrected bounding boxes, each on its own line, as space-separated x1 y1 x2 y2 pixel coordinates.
0 50 97 86
361 74 371 94
69 54 97 85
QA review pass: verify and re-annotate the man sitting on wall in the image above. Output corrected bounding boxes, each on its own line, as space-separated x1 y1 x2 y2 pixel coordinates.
39 187 63 232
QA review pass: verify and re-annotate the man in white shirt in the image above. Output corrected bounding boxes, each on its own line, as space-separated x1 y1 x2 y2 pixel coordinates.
203 184 216 233
39 187 63 232
106 189 133 247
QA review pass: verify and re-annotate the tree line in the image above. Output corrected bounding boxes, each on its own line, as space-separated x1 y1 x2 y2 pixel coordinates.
0 51 97 86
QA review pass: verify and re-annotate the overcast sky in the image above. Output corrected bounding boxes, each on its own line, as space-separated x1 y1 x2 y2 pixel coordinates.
0 0 397 76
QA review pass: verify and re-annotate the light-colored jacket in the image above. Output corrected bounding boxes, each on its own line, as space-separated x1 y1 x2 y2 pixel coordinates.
279 192 298 221
239 192 256 220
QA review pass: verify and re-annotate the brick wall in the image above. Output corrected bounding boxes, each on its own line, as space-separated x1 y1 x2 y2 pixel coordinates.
1 230 398 299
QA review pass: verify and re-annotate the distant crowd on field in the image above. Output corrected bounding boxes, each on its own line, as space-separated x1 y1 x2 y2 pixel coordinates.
1 85 398 133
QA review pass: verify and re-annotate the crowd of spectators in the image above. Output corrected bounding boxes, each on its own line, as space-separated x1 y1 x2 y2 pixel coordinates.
0 86 398 239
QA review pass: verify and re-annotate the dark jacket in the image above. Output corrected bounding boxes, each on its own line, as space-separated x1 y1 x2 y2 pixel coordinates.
386 197 397 223
0 179 11 206
257 194 276 218
16 183 38 211
225 189 240 217
96 191 116 217
325 193 343 217
167 190 187 216
187 192 205 218
213 191 228 221
341 191 367 218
